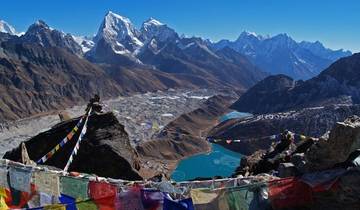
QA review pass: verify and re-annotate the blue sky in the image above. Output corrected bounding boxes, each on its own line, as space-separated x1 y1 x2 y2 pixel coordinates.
1 0 359 52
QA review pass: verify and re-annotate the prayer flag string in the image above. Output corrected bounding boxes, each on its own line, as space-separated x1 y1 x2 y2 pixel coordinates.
207 133 309 144
36 115 86 164
63 108 91 172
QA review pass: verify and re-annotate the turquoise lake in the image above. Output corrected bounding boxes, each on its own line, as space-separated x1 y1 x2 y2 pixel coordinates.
171 144 243 181
171 111 251 181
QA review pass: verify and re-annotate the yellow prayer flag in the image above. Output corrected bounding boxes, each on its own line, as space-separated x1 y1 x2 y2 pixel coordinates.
152 121 160 131
0 188 6 197
0 189 8 210
0 197 8 210
44 204 66 210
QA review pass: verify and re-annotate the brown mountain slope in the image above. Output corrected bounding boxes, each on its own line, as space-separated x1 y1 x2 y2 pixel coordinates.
137 95 232 159
0 39 123 122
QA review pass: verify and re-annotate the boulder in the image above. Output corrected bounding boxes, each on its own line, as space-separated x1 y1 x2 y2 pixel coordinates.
234 115 360 177
3 112 143 180
305 115 360 171
233 132 313 176
278 162 297 178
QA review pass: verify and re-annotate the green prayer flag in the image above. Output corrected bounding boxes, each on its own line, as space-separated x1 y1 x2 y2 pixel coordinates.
60 176 89 200
226 188 254 210
76 200 98 210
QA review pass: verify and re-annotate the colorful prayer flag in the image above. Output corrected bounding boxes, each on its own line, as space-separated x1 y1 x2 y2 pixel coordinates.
268 177 313 209
59 194 77 210
190 188 228 210
76 199 98 210
89 181 117 210
163 197 195 210
141 189 163 210
44 204 66 210
60 176 89 200
34 171 60 196
116 185 144 210
0 193 8 210
0 168 8 189
9 167 32 193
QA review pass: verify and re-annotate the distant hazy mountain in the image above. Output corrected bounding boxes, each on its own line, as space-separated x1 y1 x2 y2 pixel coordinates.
299 41 351 61
212 31 352 80
231 53 360 114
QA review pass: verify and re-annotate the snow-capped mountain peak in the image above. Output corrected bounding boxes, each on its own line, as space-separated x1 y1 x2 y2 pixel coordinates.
143 17 164 27
242 30 258 37
212 30 352 80
93 11 143 55
0 20 17 35
21 20 84 56
238 30 268 41
99 11 142 46
140 17 178 43
299 40 352 61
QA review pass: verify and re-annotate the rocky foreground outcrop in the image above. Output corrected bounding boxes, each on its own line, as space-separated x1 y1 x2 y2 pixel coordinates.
235 115 360 177
209 104 360 155
305 115 360 171
3 112 143 180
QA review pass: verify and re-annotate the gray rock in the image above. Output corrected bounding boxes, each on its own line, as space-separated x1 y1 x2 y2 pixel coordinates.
291 153 306 173
278 162 297 178
305 115 360 171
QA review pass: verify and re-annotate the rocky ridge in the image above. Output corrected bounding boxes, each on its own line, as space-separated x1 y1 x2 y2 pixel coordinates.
231 53 360 114
209 104 360 155
234 115 360 177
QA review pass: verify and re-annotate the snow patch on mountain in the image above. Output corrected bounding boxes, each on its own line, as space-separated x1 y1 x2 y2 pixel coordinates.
72 35 94 53
143 17 164 27
0 20 17 35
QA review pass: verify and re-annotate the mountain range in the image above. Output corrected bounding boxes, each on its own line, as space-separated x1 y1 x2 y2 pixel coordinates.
0 12 266 122
0 11 354 122
212 31 352 80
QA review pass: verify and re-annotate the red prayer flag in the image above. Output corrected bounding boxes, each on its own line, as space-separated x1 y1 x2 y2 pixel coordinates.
268 177 313 209
5 184 36 209
67 131 74 140
89 181 117 210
